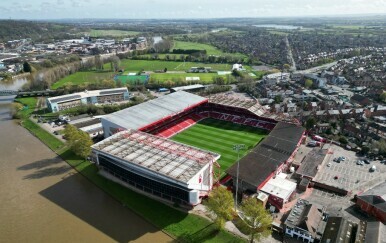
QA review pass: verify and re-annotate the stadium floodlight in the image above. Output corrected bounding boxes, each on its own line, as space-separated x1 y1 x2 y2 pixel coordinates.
232 144 245 211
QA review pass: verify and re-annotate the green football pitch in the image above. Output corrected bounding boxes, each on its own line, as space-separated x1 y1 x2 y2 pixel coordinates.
171 118 268 174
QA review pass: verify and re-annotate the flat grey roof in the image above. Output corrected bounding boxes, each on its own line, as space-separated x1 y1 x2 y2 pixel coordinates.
49 94 81 104
171 84 204 92
47 88 128 104
92 130 219 183
296 149 328 178
102 91 207 130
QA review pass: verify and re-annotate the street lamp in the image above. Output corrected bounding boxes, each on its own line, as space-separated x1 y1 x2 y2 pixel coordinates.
233 144 245 211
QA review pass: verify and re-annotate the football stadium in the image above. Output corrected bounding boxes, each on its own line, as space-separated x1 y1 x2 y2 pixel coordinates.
92 91 305 206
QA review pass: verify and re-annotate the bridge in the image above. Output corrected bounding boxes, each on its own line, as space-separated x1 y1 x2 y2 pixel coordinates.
0 90 57 97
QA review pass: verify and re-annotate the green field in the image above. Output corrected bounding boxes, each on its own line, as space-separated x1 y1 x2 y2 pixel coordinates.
172 41 246 58
113 59 237 72
150 73 219 83
171 118 267 173
115 74 148 85
51 71 114 89
89 29 141 37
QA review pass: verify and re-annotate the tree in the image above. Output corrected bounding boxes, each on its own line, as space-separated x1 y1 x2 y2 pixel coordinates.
283 63 291 71
339 136 348 145
204 186 234 230
64 125 93 159
380 92 386 103
238 197 272 242
372 139 386 156
23 61 32 73
305 117 316 130
305 79 313 88
274 95 282 104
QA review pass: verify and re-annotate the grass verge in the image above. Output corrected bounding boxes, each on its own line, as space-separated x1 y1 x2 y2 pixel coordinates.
15 97 245 243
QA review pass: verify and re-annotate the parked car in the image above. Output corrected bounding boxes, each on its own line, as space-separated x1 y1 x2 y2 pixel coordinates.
357 160 364 165
370 165 376 172
363 159 370 164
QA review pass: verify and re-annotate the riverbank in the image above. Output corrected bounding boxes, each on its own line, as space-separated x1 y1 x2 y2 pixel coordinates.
15 97 245 242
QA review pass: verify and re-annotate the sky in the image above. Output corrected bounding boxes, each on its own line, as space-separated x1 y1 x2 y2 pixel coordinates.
1 0 386 19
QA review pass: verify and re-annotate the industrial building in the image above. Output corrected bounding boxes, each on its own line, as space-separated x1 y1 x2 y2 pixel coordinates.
46 87 130 112
91 129 220 206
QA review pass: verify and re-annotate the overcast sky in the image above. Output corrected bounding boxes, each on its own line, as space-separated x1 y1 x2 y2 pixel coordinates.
1 0 386 19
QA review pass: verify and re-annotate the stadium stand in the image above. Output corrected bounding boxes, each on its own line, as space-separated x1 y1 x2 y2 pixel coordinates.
98 91 303 206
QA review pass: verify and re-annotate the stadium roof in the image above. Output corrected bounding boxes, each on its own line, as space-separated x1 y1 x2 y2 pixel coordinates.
208 95 299 123
47 88 128 104
102 91 208 131
92 130 220 184
227 122 305 188
296 149 328 179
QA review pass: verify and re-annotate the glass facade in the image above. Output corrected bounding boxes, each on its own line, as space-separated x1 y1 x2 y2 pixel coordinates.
98 154 191 205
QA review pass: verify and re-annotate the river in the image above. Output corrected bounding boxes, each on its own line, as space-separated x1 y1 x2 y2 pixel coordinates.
0 81 173 242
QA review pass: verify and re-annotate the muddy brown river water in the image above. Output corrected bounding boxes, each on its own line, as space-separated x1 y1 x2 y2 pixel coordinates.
0 101 173 243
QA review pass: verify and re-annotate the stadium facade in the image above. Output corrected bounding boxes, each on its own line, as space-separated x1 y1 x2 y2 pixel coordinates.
92 130 220 205
46 87 130 112
98 91 303 206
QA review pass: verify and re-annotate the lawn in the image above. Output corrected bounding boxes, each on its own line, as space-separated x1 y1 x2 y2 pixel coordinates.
89 29 141 37
173 41 246 58
51 71 115 89
15 98 245 243
114 59 236 72
150 73 219 83
171 118 267 173
114 74 149 85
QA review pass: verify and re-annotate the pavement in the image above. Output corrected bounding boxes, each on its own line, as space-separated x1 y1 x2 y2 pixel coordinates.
313 144 386 195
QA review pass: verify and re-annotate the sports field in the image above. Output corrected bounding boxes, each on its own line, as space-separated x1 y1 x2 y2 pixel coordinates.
51 71 115 89
150 72 219 83
172 41 246 58
171 118 267 174
111 60 235 71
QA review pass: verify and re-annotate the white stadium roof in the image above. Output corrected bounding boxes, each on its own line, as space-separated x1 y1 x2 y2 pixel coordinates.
92 130 220 183
102 91 207 131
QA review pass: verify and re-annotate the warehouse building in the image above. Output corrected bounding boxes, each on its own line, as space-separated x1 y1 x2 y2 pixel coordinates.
46 87 130 112
91 129 220 206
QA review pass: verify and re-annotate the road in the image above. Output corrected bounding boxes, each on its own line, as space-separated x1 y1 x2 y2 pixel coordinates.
285 36 297 72
294 61 339 74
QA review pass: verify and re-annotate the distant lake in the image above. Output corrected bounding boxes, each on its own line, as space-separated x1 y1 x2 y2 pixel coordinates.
153 36 163 44
253 24 302 30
